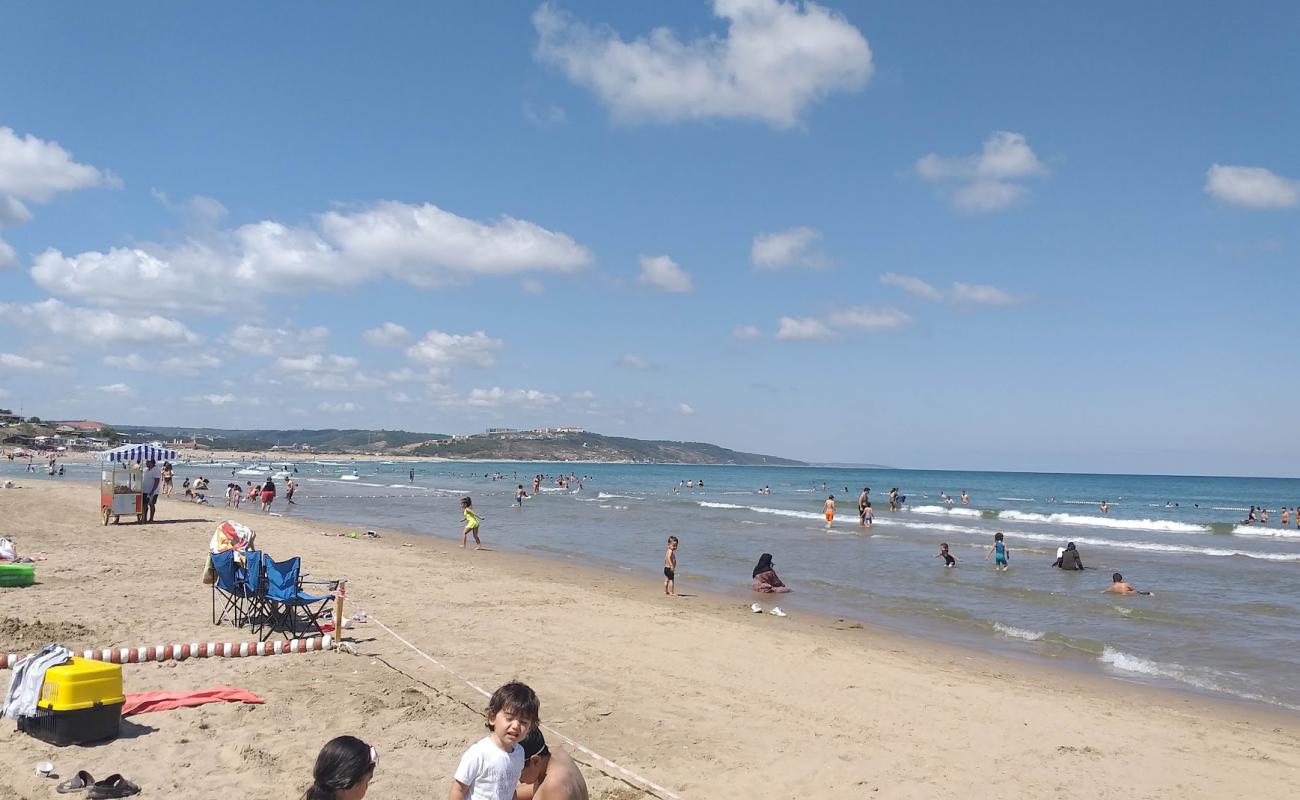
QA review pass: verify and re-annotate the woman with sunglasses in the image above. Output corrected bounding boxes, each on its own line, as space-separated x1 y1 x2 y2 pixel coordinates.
303 736 377 800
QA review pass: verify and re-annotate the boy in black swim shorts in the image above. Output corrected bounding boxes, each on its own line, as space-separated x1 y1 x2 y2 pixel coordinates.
663 536 678 596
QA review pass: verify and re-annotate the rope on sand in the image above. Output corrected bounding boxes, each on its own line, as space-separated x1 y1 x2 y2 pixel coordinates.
368 615 682 800
3 636 335 669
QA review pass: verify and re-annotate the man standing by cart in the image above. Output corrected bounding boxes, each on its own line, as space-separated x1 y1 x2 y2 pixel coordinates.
142 459 162 523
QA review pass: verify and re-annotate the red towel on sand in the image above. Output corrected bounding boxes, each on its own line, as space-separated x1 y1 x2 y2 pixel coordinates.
122 686 265 716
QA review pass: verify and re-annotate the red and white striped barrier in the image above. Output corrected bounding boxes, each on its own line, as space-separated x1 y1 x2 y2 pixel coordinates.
4 636 334 669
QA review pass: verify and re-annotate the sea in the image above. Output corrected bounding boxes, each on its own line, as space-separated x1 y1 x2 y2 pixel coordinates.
8 459 1300 712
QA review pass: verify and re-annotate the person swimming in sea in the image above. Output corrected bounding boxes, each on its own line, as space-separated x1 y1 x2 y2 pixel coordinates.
1106 572 1154 596
935 543 957 567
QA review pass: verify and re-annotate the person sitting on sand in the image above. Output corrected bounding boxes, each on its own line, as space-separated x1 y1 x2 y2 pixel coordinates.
516 727 589 800
0 536 45 563
302 735 376 800
1055 542 1085 570
752 553 791 593
1106 572 1154 596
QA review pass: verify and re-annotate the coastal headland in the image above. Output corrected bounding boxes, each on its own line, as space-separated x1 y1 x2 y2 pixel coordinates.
2 481 1299 799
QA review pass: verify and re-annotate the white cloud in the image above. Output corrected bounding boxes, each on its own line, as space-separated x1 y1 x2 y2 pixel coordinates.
275 353 360 373
103 353 147 371
917 132 1046 213
224 323 328 356
151 190 228 229
879 273 1024 307
0 352 46 370
406 329 503 370
0 298 198 345
949 282 1020 306
465 387 560 408
620 354 651 369
880 272 941 301
638 254 693 292
30 200 592 311
571 389 596 400
0 196 33 227
318 401 361 413
391 391 413 404
732 324 762 340
98 383 133 396
827 306 911 330
0 237 15 269
678 402 695 415
0 126 116 202
751 226 828 269
362 322 411 347
105 352 221 376
1204 164 1298 209
534 0 872 128
776 316 832 340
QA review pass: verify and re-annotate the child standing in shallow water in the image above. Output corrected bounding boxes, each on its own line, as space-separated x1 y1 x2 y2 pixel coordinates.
986 532 1010 571
460 496 484 550
663 536 678 596
936 543 957 567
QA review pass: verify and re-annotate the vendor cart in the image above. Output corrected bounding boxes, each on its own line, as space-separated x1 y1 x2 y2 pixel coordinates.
93 443 178 525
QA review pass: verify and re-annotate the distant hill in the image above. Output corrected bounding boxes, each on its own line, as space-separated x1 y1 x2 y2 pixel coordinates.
112 426 448 453
409 431 803 465
110 425 803 464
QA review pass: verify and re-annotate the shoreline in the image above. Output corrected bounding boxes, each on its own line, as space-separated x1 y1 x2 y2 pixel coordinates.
3 481 1300 798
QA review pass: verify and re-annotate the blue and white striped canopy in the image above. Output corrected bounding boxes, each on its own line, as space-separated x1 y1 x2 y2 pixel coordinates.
95 443 178 463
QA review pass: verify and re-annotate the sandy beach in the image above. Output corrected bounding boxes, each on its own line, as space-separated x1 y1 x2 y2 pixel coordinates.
3 480 1300 800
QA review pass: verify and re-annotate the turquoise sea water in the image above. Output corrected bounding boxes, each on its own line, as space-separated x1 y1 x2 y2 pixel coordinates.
10 460 1300 711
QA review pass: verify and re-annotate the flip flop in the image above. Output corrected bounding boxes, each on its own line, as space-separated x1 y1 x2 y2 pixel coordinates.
87 775 140 799
57 771 94 793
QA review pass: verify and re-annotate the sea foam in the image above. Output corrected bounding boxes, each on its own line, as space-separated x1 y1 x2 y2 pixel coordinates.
993 622 1045 641
998 510 1209 534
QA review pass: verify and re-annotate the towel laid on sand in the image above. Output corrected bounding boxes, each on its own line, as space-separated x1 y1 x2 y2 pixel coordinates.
122 686 265 716
2 644 72 720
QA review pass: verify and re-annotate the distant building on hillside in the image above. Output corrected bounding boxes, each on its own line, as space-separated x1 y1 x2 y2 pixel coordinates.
54 420 109 432
484 428 519 435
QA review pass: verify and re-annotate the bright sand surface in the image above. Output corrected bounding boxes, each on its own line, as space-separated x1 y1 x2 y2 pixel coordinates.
3 481 1300 799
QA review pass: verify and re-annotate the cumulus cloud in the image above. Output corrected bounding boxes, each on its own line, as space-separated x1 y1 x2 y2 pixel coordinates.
464 387 560 408
0 237 15 269
31 200 592 311
732 324 762 340
1 352 47 370
571 389 595 400
406 329 503 370
188 393 236 406
619 354 651 369
0 196 33 228
776 316 832 340
275 353 360 373
0 126 116 202
637 255 693 292
1204 164 1298 209
917 131 1047 213
880 272 941 301
362 322 411 348
678 402 695 415
827 306 911 330
152 189 228 229
98 383 133 396
751 226 828 269
224 323 329 356
0 298 198 345
318 401 361 413
534 0 872 128
879 273 1024 307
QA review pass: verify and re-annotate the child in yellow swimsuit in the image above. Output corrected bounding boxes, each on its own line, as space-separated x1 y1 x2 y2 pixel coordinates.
460 496 484 550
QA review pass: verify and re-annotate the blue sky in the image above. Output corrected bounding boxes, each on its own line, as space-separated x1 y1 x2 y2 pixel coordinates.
0 1 1296 476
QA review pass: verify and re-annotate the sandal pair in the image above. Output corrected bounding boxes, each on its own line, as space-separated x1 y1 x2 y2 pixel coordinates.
57 771 140 798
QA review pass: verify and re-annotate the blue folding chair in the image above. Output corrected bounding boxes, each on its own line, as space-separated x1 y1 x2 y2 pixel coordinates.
261 556 335 640
211 550 247 626
241 551 271 634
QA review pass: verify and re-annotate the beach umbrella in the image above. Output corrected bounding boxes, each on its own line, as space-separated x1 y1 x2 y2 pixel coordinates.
93 443 179 463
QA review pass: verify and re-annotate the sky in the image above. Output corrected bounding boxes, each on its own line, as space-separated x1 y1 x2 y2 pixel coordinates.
0 1 1297 476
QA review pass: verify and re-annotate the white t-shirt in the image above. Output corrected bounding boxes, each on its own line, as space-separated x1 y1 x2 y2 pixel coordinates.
143 466 162 495
454 736 523 800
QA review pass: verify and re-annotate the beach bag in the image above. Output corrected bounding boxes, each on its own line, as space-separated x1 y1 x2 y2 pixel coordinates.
201 555 216 585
